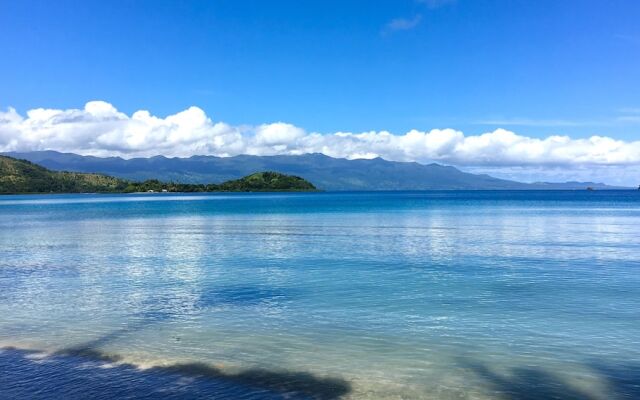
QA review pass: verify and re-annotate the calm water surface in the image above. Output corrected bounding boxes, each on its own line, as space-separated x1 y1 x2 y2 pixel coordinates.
1 191 639 399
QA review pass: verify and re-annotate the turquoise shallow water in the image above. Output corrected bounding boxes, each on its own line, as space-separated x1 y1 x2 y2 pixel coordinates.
1 191 639 399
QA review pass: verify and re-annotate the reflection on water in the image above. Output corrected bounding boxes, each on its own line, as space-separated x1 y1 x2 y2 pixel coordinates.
1 191 640 399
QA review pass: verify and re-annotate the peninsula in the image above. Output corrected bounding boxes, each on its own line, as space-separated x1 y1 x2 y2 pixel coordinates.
0 156 316 194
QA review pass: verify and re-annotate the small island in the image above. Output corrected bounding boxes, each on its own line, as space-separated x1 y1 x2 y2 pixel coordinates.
0 156 317 194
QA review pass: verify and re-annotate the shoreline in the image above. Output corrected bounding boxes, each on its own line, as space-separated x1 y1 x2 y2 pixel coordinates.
0 188 638 196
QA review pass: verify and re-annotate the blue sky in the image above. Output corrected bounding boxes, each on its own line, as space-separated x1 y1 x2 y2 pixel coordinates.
1 0 640 184
1 0 639 137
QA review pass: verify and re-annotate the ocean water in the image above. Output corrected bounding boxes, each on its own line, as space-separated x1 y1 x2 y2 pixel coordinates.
0 191 639 399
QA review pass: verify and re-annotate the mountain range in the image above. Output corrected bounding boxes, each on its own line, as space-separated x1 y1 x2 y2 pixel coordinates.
1 151 626 190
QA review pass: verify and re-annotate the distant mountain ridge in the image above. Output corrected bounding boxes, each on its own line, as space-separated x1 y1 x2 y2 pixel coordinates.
2 151 626 190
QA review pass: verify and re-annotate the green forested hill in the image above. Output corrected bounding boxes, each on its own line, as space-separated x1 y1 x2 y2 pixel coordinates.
219 171 317 191
0 156 316 194
0 156 129 193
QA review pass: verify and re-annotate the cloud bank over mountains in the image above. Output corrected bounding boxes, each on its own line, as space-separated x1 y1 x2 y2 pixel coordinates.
1 101 639 185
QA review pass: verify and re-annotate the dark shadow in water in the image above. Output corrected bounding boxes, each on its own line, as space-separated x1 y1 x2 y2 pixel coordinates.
462 359 640 400
586 361 640 400
154 361 350 400
1 345 350 400
197 285 291 308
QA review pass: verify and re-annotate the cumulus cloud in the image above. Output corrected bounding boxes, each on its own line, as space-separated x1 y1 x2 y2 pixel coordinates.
1 101 640 185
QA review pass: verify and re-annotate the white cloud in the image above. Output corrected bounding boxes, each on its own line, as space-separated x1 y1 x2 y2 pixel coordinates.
1 101 640 185
617 107 640 123
384 15 423 32
253 122 304 146
417 0 456 9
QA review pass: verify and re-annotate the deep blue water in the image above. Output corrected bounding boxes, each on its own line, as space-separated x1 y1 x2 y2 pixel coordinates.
1 191 639 399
